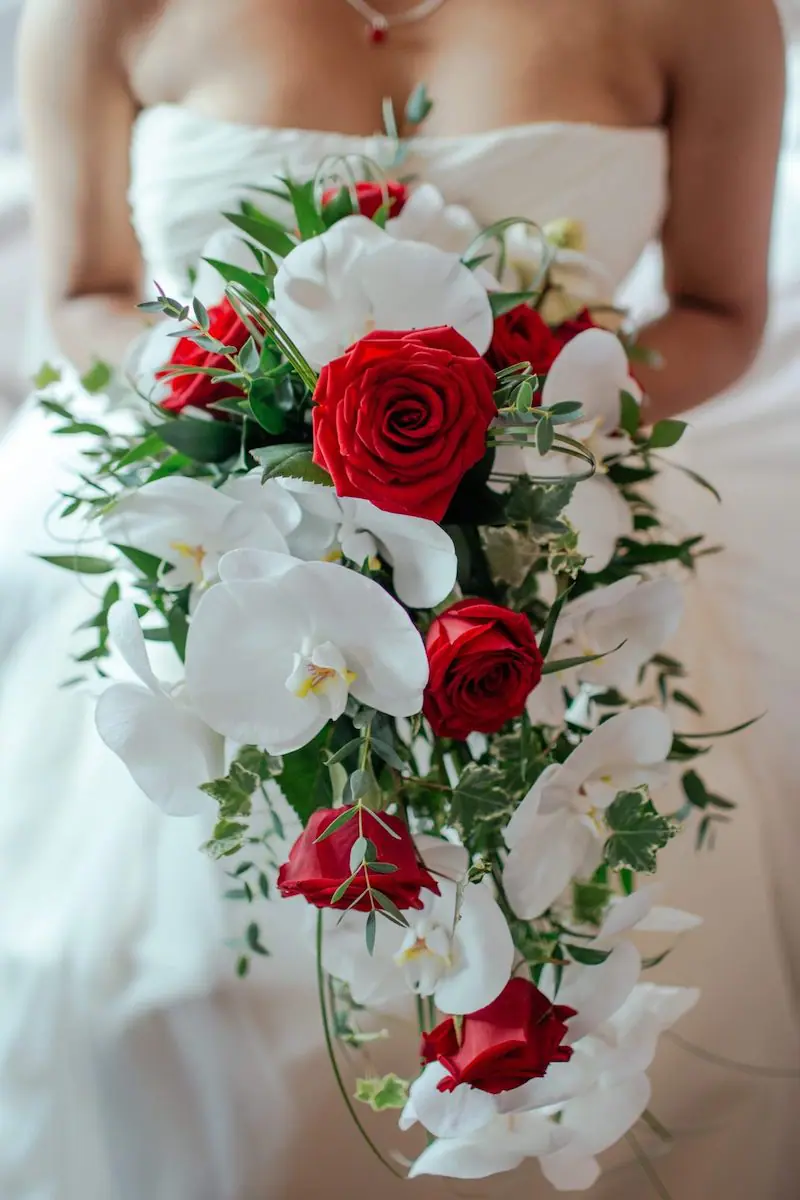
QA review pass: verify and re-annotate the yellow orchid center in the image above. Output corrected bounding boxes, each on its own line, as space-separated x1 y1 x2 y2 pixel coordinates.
170 541 206 573
294 663 357 699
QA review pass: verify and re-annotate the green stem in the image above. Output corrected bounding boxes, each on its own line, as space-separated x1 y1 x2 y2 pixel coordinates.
626 1130 673 1200
316 914 406 1179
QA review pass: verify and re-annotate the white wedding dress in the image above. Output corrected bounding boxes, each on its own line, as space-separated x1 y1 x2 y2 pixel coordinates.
0 106 798 1200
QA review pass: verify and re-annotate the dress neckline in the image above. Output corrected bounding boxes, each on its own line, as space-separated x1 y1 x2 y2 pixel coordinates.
134 102 668 149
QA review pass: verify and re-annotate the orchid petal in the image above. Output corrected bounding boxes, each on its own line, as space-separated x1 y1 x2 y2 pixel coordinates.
565 475 633 573
504 808 600 919
107 601 163 694
551 940 642 1042
433 880 514 1014
542 328 631 432
408 1063 497 1140
339 498 458 609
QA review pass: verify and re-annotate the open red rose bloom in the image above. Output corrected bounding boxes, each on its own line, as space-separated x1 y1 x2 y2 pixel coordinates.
312 326 498 522
421 977 576 1095
423 598 544 739
277 808 440 911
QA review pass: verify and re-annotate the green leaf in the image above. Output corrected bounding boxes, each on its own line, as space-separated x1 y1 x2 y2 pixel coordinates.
112 544 163 580
281 177 325 240
112 432 166 470
405 81 433 126
355 1073 409 1112
246 921 270 956
542 642 624 675
646 419 687 450
53 422 109 437
277 726 335 824
192 296 210 330
252 443 332 486
34 362 62 389
365 910 377 956
681 769 736 812
603 789 677 873
80 360 113 394
536 418 555 456
153 417 240 464
505 478 575 536
538 583 573 659
202 256 271 305
38 554 114 575
674 714 763 741
223 210 296 259
619 390 641 437
321 187 356 227
167 604 189 663
238 336 261 375
246 384 286 436
489 291 538 318
450 765 512 830
564 943 613 966
572 877 612 927
371 890 409 929
235 745 277 782
202 819 249 859
236 955 250 978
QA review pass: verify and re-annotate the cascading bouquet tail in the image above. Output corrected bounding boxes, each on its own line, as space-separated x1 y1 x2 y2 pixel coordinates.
37 140 742 1191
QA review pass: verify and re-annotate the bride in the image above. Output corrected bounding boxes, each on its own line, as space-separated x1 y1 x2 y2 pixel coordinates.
0 0 798 1196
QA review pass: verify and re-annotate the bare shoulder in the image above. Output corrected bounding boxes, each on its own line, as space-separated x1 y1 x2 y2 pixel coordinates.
649 0 785 85
18 0 155 75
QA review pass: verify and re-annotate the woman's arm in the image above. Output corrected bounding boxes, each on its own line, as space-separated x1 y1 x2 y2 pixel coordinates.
636 0 786 421
18 0 150 369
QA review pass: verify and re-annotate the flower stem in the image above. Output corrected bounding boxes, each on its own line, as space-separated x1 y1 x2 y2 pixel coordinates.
626 1130 673 1200
316 913 406 1179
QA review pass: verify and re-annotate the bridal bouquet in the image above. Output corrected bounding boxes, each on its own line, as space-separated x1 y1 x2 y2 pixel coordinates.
39 149 737 1191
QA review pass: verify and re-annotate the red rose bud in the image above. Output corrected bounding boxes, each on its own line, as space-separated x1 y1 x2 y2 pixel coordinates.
312 327 497 522
321 180 408 221
485 304 562 375
552 307 599 349
423 599 543 739
277 808 439 911
159 297 249 415
421 977 575 1095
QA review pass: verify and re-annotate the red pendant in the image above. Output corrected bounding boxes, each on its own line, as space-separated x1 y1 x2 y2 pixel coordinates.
368 20 388 43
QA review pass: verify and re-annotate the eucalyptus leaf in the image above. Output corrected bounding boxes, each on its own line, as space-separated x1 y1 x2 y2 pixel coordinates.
38 554 114 575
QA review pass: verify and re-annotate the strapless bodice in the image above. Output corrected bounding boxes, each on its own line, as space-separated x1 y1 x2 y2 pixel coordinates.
129 105 668 299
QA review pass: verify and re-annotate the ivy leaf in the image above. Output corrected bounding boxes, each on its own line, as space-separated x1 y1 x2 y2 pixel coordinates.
505 479 575 537
202 818 249 859
603 789 677 873
449 764 511 830
34 361 63 389
251 443 332 486
355 1074 410 1112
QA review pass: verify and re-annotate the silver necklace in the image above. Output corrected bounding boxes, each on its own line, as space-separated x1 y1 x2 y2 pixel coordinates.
344 0 449 43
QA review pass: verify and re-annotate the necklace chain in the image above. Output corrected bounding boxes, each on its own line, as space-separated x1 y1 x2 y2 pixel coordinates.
343 0 448 31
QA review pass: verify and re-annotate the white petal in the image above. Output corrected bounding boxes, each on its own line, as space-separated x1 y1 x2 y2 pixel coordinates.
598 884 662 940
560 1072 651 1155
542 329 631 432
279 478 343 561
503 764 556 849
434 881 515 1014
340 499 457 609
504 809 600 919
386 183 480 255
107 601 162 694
358 239 493 354
409 1134 523 1181
95 683 221 817
221 472 304 537
415 835 469 881
550 707 673 807
556 941 642 1042
102 476 238 570
579 578 684 692
635 906 703 934
565 476 633 573
217 547 300 583
409 1063 497 1139
322 910 407 1006
540 1151 601 1191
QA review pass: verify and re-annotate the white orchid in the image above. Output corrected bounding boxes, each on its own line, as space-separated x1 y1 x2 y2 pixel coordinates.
184 549 428 754
277 479 457 608
272 215 493 368
323 837 514 1014
528 577 685 724
596 882 702 942
386 183 481 255
503 220 613 322
101 475 292 589
503 708 673 918
95 602 223 816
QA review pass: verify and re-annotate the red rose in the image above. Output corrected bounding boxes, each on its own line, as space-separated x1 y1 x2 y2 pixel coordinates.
160 298 250 415
321 180 408 221
421 977 575 1095
486 304 561 374
312 327 497 522
277 808 439 911
552 307 598 349
423 599 543 739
